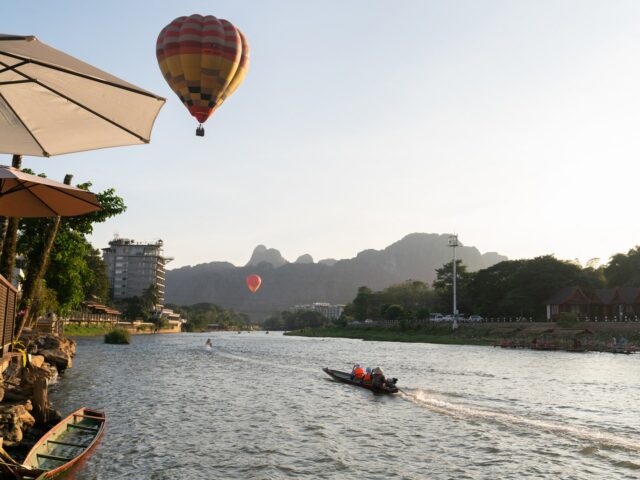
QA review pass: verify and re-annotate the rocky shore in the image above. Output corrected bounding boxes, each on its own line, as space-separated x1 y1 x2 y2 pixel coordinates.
0 330 75 449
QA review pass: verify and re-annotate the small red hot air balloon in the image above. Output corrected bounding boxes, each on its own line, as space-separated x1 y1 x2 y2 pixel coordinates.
246 274 262 293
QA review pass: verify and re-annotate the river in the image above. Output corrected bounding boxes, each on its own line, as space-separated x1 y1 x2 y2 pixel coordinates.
50 332 640 479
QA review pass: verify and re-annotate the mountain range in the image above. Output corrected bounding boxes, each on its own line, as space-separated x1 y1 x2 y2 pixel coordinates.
165 233 507 320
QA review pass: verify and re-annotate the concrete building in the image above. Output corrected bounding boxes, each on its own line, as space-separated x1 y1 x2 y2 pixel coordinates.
292 302 345 320
102 238 172 306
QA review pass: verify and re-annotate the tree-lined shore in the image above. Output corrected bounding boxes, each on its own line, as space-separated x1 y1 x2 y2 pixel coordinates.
286 321 640 351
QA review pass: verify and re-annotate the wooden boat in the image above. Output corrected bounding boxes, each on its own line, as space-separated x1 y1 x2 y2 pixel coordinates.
19 407 105 479
323 367 399 394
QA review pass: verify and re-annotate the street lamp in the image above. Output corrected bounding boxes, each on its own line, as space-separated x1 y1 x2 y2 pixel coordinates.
448 234 459 316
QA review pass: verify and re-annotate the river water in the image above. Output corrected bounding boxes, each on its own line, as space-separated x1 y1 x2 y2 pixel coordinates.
50 332 640 479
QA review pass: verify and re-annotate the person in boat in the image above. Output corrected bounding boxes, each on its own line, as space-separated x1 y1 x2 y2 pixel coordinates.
205 338 213 348
371 367 387 388
351 364 365 381
363 367 373 385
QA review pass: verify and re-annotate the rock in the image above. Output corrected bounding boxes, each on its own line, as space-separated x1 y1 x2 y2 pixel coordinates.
2 389 28 402
2 361 22 387
0 402 35 446
38 349 72 372
0 332 77 448
21 365 56 396
29 355 45 369
46 407 62 425
21 331 76 360
245 244 288 267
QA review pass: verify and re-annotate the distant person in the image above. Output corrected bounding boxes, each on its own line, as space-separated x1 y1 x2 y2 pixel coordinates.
205 338 213 348
351 364 364 381
372 367 386 388
363 367 372 384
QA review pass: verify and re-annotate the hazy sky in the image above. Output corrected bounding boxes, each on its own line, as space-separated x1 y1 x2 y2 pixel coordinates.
3 1 640 268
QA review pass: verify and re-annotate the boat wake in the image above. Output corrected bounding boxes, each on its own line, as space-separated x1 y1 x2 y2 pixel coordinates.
400 388 640 453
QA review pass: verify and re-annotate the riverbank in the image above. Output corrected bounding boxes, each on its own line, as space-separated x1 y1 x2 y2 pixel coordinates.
0 329 75 457
63 322 181 337
286 321 640 351
287 324 493 345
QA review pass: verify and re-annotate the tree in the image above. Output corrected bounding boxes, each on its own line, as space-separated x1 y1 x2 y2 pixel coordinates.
142 284 160 311
465 255 606 319
380 280 434 313
121 296 149 321
0 155 22 281
171 303 249 332
343 281 435 321
18 173 74 332
382 304 405 320
263 313 284 330
16 181 126 332
42 229 92 316
604 246 640 287
84 248 109 303
347 286 375 321
433 260 474 313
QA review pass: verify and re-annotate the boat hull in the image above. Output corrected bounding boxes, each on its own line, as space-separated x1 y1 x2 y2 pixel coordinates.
323 368 399 394
22 407 105 479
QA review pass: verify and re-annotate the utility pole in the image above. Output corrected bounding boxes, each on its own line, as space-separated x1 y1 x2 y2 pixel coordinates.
448 234 459 316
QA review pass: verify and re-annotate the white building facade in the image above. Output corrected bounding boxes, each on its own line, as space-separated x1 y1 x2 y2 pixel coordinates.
102 238 172 306
292 302 345 320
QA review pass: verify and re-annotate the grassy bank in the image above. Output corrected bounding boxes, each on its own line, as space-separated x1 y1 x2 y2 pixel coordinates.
286 322 640 348
285 324 495 345
63 324 116 336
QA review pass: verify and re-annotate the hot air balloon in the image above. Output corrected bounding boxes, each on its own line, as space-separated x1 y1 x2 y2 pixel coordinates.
246 274 262 293
156 14 249 136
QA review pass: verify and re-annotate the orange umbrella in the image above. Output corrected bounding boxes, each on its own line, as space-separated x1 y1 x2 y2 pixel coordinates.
0 165 101 217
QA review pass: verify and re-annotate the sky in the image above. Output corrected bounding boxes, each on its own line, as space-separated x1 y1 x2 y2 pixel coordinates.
2 1 640 269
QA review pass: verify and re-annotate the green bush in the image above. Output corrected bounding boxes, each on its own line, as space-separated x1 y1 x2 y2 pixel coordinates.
104 328 131 345
556 312 578 328
64 324 114 336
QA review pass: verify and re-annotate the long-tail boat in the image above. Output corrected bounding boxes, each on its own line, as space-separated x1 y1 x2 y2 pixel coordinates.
18 407 105 479
323 367 399 394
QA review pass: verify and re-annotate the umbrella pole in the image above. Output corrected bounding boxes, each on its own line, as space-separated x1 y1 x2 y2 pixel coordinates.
0 155 22 281
16 174 72 339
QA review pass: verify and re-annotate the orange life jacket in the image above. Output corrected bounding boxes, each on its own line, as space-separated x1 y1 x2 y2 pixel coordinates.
364 372 372 382
354 367 365 378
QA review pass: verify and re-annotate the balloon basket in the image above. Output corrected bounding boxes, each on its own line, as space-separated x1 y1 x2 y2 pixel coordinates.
196 125 205 137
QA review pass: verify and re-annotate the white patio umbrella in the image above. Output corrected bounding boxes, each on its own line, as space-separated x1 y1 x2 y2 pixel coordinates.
0 165 102 217
0 34 165 157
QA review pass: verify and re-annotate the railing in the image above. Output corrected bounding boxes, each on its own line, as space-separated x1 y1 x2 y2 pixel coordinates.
348 316 640 327
66 311 119 326
0 274 17 357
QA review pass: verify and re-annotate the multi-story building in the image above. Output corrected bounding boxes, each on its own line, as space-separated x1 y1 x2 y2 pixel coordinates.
292 302 345 320
102 238 172 307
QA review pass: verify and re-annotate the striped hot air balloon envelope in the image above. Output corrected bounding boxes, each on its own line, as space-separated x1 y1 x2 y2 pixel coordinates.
156 14 249 136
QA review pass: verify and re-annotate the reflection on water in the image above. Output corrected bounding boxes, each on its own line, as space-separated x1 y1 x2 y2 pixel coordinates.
50 333 640 479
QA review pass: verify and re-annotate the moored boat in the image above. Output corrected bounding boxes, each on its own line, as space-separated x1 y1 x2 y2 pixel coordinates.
20 407 105 479
323 367 399 394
